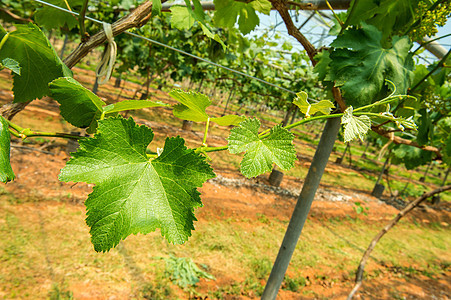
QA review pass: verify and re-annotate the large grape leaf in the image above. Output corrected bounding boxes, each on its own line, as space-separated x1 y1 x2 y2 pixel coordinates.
326 24 414 107
59 117 215 252
392 144 432 170
213 0 271 35
228 118 296 178
49 77 105 129
34 0 83 30
169 90 211 122
416 108 433 146
444 134 451 166
345 0 419 38
341 107 371 143
0 116 15 183
0 23 72 103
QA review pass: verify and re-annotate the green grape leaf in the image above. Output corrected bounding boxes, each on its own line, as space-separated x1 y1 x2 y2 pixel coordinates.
314 51 332 81
170 5 195 29
49 77 105 129
293 92 335 117
152 0 162 16
0 116 15 183
345 0 419 38
327 23 414 107
444 135 451 165
170 2 226 50
188 0 206 22
341 107 371 143
0 25 6 38
170 90 211 122
228 118 296 178
446 134 451 158
1 58 20 75
211 115 245 126
416 109 433 146
103 100 169 114
213 0 269 35
34 0 83 30
59 117 215 252
0 23 72 103
392 144 432 170
198 24 227 51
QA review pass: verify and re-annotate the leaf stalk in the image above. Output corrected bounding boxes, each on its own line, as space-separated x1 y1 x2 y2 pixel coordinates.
6 120 82 140
202 117 210 146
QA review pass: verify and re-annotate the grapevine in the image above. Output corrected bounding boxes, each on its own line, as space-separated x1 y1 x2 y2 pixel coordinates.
0 0 450 299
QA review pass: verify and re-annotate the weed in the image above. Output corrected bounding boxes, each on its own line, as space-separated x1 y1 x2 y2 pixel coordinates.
249 257 272 279
210 281 242 299
0 188 20 204
48 283 73 300
256 213 270 224
164 255 215 288
139 281 172 300
243 276 265 296
353 201 369 216
282 275 307 292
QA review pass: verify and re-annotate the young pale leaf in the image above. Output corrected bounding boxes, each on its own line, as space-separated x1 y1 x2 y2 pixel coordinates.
170 90 211 122
0 116 15 183
341 107 371 143
328 23 413 107
211 115 244 126
250 0 272 14
293 92 335 117
59 117 215 252
228 118 296 178
0 23 71 103
1 58 21 75
170 5 195 29
103 100 169 114
213 0 270 35
49 77 105 129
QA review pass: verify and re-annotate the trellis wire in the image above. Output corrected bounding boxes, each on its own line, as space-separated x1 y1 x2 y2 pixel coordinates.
33 0 304 96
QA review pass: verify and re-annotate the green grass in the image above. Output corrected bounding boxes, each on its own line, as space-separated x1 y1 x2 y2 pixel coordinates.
0 194 449 299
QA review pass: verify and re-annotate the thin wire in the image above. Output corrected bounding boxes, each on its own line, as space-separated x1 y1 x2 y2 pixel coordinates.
33 0 299 95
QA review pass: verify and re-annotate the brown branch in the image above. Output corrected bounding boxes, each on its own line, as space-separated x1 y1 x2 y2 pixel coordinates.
0 7 32 23
0 102 28 120
331 86 347 112
270 0 317 63
270 0 347 112
287 0 351 10
371 125 441 159
1 0 163 120
347 184 451 300
65 0 158 68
